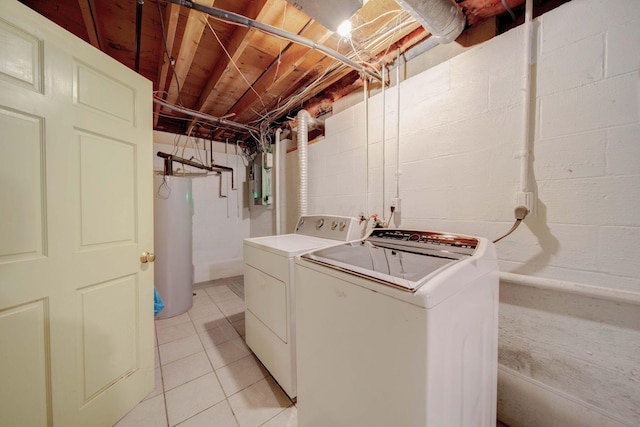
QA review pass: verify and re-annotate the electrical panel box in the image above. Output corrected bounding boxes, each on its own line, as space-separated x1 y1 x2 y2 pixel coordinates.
249 152 273 207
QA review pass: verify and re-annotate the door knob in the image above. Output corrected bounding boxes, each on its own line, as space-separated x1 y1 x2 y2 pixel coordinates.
140 252 156 263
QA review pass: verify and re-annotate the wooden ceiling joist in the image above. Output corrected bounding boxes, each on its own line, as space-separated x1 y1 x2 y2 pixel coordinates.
190 0 271 126
77 0 103 50
21 0 542 144
165 0 215 107
154 2 180 127
198 0 316 121
228 22 335 123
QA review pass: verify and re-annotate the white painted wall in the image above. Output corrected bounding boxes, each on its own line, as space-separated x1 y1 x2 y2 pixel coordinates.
153 131 250 282
282 0 640 425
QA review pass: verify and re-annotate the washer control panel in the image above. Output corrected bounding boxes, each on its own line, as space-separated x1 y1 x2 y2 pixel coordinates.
367 229 478 255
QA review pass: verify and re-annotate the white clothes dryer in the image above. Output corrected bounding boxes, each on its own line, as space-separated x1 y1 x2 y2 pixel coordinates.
243 215 362 399
294 228 499 426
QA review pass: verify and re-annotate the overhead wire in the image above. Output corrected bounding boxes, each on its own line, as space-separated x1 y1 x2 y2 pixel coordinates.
156 3 266 150
203 18 266 108
156 0 419 145
249 61 338 125
254 8 415 127
352 9 406 36
156 0 186 107
272 3 288 85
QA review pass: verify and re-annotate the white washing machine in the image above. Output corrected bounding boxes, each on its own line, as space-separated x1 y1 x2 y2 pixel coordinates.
243 215 361 399
294 228 499 427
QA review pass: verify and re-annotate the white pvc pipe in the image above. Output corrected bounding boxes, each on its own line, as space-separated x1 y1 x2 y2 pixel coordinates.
274 128 282 235
297 110 310 217
395 49 401 200
520 0 533 195
381 66 387 221
364 78 370 214
500 272 640 306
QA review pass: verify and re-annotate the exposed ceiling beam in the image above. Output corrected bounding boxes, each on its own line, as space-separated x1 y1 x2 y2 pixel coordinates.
229 22 334 124
164 0 382 82
212 55 345 141
165 0 216 106
77 0 104 50
154 2 180 127
197 0 315 121
189 0 271 129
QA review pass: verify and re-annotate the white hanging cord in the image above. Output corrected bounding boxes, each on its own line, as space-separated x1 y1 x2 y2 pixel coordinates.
235 142 240 219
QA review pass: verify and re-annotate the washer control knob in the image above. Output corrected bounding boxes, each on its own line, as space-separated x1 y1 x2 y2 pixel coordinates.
331 220 338 230
315 218 324 229
339 221 346 231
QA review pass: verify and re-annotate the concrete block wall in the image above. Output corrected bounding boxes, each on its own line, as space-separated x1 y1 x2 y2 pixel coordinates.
286 0 640 425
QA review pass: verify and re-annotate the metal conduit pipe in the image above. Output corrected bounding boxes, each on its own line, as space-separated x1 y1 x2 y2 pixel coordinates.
135 0 144 72
395 0 465 44
164 0 382 82
297 110 310 217
153 97 258 133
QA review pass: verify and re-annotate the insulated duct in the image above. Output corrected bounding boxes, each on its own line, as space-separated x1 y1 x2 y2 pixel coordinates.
395 0 465 44
285 0 362 32
297 110 310 217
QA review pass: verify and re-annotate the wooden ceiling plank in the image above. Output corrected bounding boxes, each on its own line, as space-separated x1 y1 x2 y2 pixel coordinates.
230 1 412 126
154 2 180 127
211 62 348 139
77 0 104 50
191 0 271 125
157 3 180 92
165 0 216 107
238 55 345 124
228 23 334 118
196 0 312 119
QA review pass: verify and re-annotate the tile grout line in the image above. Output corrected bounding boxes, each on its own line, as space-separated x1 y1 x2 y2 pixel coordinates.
162 282 252 426
192 298 241 427
153 278 292 427
156 326 170 427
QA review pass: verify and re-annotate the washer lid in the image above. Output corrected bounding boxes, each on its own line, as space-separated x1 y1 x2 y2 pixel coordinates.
300 229 478 292
244 234 341 257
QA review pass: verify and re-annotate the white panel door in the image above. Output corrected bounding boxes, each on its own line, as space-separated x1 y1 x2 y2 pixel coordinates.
0 1 154 426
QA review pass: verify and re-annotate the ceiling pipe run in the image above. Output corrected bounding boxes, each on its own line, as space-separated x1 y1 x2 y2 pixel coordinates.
394 0 465 44
153 97 259 133
135 0 144 72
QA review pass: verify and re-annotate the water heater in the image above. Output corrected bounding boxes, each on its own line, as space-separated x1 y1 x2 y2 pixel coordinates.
153 173 194 319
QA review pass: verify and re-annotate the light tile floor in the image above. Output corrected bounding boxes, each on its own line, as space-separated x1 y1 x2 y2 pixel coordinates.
115 275 510 427
115 276 297 427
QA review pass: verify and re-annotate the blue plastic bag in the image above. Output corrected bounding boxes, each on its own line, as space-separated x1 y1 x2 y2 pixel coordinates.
154 287 165 316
